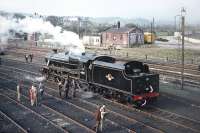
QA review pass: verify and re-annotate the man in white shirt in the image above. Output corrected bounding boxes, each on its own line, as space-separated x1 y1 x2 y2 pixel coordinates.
16 81 22 102
99 105 107 132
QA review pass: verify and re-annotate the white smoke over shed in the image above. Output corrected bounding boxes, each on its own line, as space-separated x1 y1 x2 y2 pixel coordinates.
0 15 85 55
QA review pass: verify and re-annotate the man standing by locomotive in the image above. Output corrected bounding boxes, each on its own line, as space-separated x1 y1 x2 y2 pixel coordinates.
58 79 62 98
71 79 77 98
64 76 70 99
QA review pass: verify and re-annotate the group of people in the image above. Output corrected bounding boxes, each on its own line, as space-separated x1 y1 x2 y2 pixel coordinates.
17 78 109 132
57 76 79 99
25 54 34 63
57 76 109 132
16 81 44 106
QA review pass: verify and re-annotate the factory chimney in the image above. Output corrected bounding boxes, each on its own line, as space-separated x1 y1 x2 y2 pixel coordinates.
117 21 120 29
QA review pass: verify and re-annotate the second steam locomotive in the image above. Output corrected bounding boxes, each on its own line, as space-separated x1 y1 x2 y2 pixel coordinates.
42 51 159 106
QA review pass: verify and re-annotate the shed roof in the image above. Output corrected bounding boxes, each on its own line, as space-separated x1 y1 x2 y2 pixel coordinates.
103 27 141 33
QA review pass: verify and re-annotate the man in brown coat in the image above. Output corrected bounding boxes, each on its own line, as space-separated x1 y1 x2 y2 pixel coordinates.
94 106 101 132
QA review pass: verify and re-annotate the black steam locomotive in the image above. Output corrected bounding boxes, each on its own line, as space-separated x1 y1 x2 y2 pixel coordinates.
42 51 159 106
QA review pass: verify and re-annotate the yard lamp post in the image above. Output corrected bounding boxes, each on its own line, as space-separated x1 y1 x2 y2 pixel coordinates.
181 7 186 90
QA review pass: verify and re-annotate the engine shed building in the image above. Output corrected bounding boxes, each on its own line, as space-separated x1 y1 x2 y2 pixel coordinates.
82 35 101 46
101 26 144 48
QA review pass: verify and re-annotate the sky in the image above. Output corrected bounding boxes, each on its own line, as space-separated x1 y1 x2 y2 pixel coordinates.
0 0 199 23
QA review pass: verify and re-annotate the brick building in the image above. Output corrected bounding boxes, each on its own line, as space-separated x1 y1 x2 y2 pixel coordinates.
101 26 144 48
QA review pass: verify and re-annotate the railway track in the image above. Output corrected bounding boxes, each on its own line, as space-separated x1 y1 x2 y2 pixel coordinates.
0 76 130 133
1 49 199 132
0 110 28 133
143 105 200 130
42 73 200 133
160 93 200 109
151 67 200 80
149 63 200 76
0 91 67 133
0 65 162 133
1 65 200 133
82 96 200 132
0 87 94 133
43 83 162 133
0 75 156 133
80 96 200 133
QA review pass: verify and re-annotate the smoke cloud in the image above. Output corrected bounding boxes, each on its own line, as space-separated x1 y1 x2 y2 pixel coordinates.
0 15 85 55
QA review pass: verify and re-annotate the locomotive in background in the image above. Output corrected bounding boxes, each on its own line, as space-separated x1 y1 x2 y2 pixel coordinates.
42 51 159 106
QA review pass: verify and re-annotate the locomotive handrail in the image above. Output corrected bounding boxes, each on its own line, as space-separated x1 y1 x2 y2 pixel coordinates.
48 66 80 73
50 59 79 66
48 73 80 80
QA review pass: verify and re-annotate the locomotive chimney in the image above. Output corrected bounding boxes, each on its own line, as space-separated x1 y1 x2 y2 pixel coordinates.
117 21 120 29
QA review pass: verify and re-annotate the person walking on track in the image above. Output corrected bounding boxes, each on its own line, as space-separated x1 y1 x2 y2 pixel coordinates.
29 85 34 106
29 54 33 62
63 75 71 99
34 85 38 106
38 82 44 104
64 77 70 99
71 79 76 98
25 54 28 63
16 81 22 102
29 85 37 106
57 78 62 98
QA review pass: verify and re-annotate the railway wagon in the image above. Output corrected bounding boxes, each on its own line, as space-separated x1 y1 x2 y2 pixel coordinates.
144 32 156 44
42 51 159 106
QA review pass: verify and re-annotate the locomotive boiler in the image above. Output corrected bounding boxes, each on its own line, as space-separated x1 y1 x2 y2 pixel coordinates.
42 51 159 106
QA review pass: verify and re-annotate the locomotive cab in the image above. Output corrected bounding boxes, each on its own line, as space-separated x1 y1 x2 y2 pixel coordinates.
125 61 149 76
124 61 159 105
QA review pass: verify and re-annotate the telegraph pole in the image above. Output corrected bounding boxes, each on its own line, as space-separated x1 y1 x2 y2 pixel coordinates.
150 22 153 44
152 17 155 33
181 8 186 90
78 17 80 38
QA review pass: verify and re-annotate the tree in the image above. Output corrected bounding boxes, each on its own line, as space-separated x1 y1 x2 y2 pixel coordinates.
13 13 25 19
46 16 63 27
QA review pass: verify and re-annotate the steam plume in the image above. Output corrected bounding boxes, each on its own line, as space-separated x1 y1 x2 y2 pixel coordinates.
0 15 85 55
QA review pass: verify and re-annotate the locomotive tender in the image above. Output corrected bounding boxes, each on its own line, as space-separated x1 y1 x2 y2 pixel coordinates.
42 51 159 106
